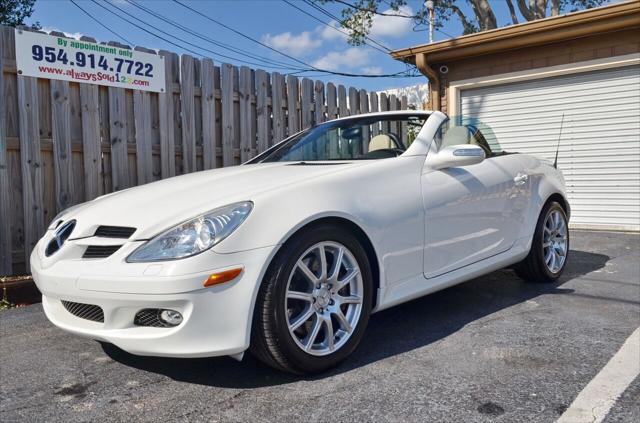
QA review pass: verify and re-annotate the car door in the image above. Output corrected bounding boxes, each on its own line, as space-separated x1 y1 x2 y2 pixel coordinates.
422 124 531 278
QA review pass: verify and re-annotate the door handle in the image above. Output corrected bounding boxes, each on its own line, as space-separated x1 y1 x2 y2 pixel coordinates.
514 174 529 185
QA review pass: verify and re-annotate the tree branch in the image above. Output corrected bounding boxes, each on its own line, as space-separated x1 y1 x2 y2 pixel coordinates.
534 0 548 19
517 0 535 21
550 0 560 16
505 0 519 25
469 0 497 31
449 4 478 35
326 0 417 18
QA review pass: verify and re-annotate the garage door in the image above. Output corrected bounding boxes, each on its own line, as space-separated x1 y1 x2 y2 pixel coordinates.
460 65 640 231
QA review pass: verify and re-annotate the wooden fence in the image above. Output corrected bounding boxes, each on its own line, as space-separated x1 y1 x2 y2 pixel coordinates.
0 26 408 275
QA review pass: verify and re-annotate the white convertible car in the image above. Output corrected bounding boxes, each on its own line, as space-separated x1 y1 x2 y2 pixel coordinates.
31 110 570 374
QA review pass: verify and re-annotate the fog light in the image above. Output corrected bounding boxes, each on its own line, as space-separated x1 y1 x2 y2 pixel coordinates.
159 309 183 326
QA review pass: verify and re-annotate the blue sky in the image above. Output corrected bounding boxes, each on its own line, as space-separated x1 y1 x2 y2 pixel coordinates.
26 0 615 91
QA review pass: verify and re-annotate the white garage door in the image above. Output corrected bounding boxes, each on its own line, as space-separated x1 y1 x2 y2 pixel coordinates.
460 65 640 231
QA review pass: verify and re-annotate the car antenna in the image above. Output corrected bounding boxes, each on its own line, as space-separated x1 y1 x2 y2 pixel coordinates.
553 113 565 169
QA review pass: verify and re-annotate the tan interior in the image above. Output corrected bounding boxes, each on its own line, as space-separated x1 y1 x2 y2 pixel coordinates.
368 134 394 152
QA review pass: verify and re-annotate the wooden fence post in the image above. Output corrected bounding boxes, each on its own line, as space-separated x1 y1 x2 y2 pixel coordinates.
370 91 380 136
359 89 370 152
17 74 44 271
314 80 325 125
239 66 253 162
271 72 286 145
389 93 399 137
286 75 300 136
326 83 339 158
380 92 389 133
348 87 359 116
159 50 177 178
133 90 153 185
338 85 347 117
78 37 101 201
301 78 314 158
108 87 128 191
201 58 217 169
221 63 236 167
180 54 197 173
0 27 11 275
301 78 314 130
256 70 271 153
50 80 74 212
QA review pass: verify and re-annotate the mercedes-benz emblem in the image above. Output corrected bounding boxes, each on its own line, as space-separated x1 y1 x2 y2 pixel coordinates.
45 220 76 257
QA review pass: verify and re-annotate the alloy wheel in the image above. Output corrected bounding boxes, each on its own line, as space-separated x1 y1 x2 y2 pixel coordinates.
284 241 364 356
543 209 568 273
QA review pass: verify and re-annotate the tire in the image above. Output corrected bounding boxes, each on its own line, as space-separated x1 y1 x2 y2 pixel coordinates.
515 201 569 283
250 224 373 375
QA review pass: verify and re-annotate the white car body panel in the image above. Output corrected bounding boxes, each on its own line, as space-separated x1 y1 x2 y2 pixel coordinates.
31 110 569 359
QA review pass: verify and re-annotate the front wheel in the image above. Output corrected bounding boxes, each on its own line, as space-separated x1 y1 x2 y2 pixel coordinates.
515 201 569 283
250 225 373 374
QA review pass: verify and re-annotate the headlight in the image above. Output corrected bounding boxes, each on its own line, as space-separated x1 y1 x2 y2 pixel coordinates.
126 201 253 262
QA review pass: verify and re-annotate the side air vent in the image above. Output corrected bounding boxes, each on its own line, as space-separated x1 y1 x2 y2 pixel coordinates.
94 225 136 239
83 245 121 259
61 300 104 323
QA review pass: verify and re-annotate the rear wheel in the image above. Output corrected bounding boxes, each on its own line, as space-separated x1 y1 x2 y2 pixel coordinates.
515 201 569 283
250 225 373 374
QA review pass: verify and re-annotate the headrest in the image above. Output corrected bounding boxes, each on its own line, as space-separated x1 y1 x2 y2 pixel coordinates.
369 134 394 152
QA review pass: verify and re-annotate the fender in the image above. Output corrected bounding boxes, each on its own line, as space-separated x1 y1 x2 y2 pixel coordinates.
523 160 570 251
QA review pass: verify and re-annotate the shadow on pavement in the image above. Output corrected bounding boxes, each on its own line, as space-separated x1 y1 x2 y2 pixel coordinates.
102 249 609 389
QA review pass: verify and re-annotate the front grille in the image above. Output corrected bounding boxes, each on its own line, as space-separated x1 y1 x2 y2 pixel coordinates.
94 225 136 239
83 245 121 259
45 220 76 257
134 309 171 328
61 300 104 323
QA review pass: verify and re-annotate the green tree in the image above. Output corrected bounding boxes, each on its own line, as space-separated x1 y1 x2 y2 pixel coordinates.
319 0 607 43
0 0 39 28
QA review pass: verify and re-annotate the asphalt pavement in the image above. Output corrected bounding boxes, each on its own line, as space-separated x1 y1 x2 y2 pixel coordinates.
1 230 638 422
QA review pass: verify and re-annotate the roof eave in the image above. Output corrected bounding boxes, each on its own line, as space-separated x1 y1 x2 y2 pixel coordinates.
391 1 640 63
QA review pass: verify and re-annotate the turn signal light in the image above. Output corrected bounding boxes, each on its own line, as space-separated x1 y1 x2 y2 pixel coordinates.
203 267 243 287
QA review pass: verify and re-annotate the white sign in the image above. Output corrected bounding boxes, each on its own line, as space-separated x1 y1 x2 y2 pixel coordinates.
15 29 166 93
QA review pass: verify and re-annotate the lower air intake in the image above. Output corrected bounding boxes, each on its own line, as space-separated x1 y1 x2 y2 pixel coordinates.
61 300 104 323
83 245 121 259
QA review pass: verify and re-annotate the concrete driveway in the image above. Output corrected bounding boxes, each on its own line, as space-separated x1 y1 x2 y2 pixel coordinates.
1 230 638 422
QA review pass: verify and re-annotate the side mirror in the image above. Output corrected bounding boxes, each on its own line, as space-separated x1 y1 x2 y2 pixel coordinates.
428 144 485 170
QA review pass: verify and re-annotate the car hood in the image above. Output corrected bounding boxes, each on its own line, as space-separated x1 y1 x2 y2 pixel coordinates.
62 162 363 240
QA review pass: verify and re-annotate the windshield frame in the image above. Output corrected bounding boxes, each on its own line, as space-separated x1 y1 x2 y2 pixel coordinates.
246 112 430 164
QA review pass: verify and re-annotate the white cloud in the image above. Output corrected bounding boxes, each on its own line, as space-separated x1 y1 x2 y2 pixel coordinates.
362 66 383 75
262 31 322 57
312 47 371 71
369 5 414 38
318 21 348 42
41 26 82 40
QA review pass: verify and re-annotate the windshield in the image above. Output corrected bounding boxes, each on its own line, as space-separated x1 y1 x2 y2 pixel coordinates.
249 114 428 163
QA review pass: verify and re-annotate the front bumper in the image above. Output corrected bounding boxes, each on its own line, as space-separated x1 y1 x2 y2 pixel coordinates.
31 238 275 358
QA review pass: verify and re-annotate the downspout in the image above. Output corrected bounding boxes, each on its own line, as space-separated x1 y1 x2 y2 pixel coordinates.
415 53 441 111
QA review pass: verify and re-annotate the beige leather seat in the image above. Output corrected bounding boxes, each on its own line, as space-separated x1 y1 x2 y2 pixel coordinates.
369 134 394 152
